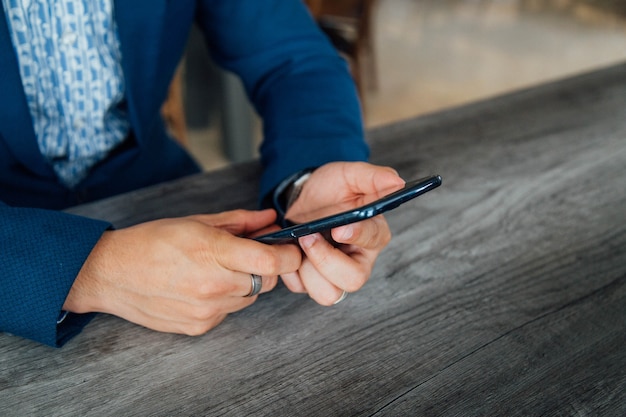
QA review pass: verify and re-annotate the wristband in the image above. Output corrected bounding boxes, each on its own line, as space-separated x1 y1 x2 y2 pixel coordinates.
271 168 315 227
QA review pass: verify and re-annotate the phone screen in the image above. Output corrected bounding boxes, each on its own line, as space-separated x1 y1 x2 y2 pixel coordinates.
255 175 442 244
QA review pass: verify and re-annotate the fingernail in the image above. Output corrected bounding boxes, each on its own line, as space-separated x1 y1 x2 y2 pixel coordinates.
341 225 354 240
300 234 318 249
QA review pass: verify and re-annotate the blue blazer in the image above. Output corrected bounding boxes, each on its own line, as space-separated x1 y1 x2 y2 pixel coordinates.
0 0 368 346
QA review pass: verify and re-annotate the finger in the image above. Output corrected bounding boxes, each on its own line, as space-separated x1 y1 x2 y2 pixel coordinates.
223 272 282 298
342 162 406 196
238 273 279 297
205 230 302 277
174 266 279 301
190 209 278 235
117 294 257 336
155 294 257 320
331 215 391 250
280 271 307 293
299 233 371 293
258 274 279 294
247 223 282 239
132 309 229 336
298 258 346 306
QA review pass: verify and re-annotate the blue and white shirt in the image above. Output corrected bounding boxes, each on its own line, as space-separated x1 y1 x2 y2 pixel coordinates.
2 0 129 188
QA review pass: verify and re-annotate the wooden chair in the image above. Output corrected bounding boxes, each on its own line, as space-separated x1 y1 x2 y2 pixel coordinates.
305 0 378 99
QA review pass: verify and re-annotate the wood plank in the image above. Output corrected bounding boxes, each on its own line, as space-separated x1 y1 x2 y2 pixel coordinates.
1 63 625 416
373 276 626 416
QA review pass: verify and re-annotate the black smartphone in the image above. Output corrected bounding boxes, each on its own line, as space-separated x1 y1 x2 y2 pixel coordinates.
255 174 442 244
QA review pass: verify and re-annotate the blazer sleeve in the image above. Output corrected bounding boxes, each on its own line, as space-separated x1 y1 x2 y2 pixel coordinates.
0 201 111 347
195 0 370 198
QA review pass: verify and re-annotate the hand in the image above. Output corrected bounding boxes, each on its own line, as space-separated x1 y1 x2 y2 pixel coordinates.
63 209 302 336
280 162 405 305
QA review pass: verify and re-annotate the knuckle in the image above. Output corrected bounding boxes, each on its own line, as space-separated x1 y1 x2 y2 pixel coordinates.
196 280 222 298
372 217 391 247
311 246 332 268
380 228 392 246
197 276 241 299
184 322 211 337
344 268 370 293
345 220 387 248
189 305 217 322
254 248 281 275
184 315 225 336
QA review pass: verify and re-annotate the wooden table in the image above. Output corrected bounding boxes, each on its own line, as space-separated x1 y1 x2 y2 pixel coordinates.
2 63 625 416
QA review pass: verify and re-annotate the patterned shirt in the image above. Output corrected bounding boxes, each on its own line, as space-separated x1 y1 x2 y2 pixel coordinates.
2 0 129 188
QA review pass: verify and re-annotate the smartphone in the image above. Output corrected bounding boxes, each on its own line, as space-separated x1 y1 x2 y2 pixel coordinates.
255 174 442 244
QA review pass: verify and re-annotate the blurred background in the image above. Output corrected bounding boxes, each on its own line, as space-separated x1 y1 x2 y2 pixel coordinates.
168 0 626 171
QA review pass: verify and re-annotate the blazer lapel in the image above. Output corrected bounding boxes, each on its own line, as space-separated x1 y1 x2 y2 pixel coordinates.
113 0 167 143
0 7 55 177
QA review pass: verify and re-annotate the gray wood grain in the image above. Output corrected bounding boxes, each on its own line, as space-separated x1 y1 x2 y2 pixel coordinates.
2 63 625 416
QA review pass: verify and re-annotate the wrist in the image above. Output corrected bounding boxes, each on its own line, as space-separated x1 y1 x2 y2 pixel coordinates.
63 231 113 314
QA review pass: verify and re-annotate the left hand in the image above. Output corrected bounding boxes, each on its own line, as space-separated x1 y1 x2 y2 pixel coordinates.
280 162 405 305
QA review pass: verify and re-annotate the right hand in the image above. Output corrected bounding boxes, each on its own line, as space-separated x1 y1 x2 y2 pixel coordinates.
63 209 301 336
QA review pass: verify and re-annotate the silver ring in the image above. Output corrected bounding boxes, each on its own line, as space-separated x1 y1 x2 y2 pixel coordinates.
333 290 348 305
245 274 263 297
